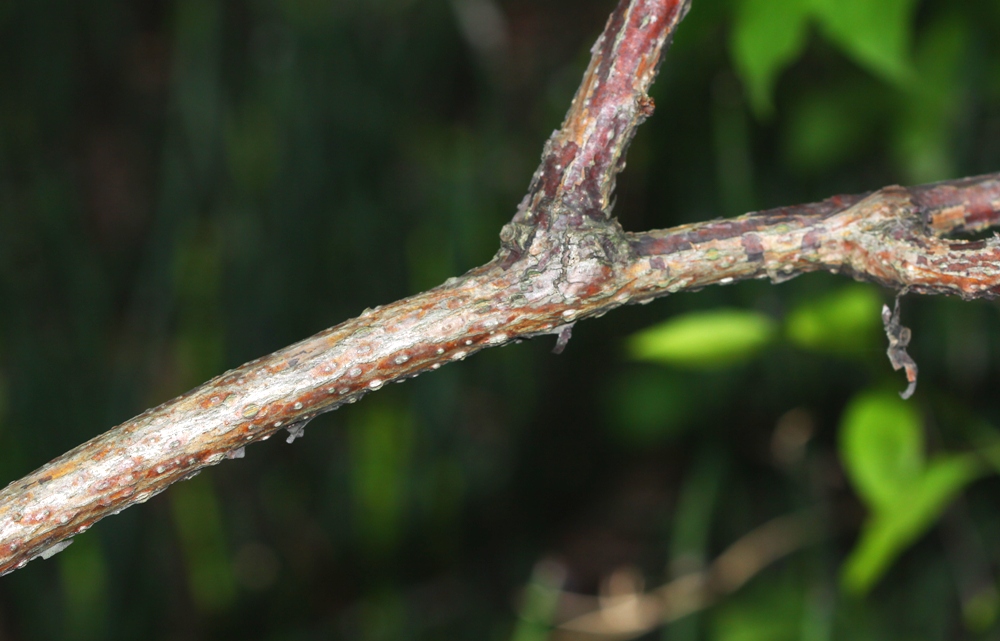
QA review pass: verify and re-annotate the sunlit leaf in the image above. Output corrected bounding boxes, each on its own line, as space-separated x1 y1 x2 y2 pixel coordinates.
730 0 810 117
839 391 987 594
841 454 981 594
628 309 777 369
731 0 918 117
785 285 882 356
811 0 917 86
839 391 923 509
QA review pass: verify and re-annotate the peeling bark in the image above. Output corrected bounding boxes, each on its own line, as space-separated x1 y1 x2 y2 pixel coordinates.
0 0 998 575
883 298 919 399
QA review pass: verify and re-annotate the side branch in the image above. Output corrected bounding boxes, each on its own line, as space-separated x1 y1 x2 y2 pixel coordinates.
501 0 691 261
552 512 821 640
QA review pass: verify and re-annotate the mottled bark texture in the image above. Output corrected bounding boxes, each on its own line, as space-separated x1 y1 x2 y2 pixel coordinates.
1 0 999 576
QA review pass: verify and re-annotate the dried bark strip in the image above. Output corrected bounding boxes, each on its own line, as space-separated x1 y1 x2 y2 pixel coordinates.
883 298 919 399
0 0 999 576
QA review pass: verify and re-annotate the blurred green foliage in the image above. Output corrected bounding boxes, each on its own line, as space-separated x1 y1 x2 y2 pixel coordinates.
785 284 882 356
349 403 415 559
626 294 998 601
839 392 985 596
2 0 1000 640
732 0 917 117
628 309 777 369
58 535 109 641
170 475 238 611
510 561 565 641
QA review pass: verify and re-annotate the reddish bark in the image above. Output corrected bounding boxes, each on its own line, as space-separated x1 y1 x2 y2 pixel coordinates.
0 0 998 575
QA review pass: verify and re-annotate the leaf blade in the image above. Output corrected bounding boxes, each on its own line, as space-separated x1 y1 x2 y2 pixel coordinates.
731 0 811 117
841 454 981 594
628 309 777 369
811 0 917 86
839 391 923 510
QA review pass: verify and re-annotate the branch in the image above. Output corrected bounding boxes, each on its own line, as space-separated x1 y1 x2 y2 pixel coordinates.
627 173 1000 300
1 0 999 576
550 512 822 640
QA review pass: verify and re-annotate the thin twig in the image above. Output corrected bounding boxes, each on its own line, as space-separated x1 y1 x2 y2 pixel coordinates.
550 512 822 640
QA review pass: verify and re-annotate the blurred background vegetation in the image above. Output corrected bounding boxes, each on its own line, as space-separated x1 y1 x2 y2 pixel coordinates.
2 0 1000 639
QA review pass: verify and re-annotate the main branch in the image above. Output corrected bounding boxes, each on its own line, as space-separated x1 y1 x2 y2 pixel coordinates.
1 0 999 575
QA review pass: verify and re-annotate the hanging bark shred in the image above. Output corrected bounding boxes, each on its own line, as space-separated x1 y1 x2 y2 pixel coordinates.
882 298 919 399
552 323 575 355
0 0 998 576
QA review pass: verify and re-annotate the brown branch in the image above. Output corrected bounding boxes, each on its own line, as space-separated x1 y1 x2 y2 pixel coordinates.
627 173 1000 300
550 512 822 640
0 0 999 576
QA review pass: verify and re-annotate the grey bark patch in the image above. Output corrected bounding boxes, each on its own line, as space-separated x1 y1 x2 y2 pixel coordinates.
552 323 575 355
741 233 765 262
285 417 313 444
35 538 73 561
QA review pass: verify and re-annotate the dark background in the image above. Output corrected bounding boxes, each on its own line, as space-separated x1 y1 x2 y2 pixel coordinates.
2 0 1000 639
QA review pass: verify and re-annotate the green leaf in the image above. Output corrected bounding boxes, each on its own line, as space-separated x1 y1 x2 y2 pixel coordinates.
841 454 981 594
810 0 917 86
628 309 777 369
785 285 883 356
839 390 987 594
730 0 918 117
731 0 811 117
839 391 923 509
